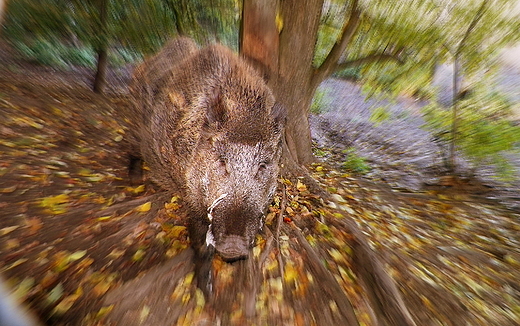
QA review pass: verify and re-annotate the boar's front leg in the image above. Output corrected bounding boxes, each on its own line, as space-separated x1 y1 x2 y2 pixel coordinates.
128 154 144 186
188 216 215 297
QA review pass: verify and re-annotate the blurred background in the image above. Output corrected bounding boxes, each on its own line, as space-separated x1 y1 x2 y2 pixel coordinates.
1 1 520 325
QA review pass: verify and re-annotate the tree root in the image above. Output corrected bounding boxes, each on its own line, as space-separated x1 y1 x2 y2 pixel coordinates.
329 216 418 326
94 193 163 217
286 222 360 326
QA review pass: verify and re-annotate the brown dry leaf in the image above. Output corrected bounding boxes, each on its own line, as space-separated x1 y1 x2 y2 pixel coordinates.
52 288 83 315
41 271 59 288
0 185 17 193
296 180 307 192
92 274 117 297
5 239 20 250
25 217 43 235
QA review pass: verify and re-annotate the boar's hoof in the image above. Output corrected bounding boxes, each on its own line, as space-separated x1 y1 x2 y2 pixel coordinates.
194 247 215 298
216 235 249 262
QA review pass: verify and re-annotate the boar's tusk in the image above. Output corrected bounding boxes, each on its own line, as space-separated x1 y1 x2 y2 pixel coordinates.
205 225 216 247
207 193 228 222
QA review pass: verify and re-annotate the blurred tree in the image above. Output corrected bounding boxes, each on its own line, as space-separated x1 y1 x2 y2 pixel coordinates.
240 0 520 175
241 0 437 168
433 0 520 173
2 0 239 92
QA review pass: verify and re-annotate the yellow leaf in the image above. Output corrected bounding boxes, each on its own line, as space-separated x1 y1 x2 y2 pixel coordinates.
12 277 35 300
296 180 307 192
46 283 64 305
164 201 180 211
96 305 114 319
69 250 87 261
85 174 105 182
107 248 125 259
328 248 347 264
40 193 70 214
0 225 19 236
77 168 92 176
194 288 205 313
93 281 112 297
139 305 150 323
132 184 146 194
182 293 191 304
136 202 151 212
276 10 283 32
284 262 298 283
6 258 28 270
169 226 187 238
132 249 145 262
182 272 194 287
52 293 81 315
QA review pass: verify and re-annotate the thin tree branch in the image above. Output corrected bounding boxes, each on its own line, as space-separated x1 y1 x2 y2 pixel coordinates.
456 0 488 55
312 0 361 87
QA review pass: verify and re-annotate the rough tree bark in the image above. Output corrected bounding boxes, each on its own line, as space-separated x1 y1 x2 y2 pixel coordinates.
93 0 109 94
93 48 108 93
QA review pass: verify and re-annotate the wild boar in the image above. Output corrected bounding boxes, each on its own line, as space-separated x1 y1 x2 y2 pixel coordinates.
131 37 285 292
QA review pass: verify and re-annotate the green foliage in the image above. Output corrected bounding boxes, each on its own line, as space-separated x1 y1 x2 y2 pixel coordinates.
13 38 68 67
342 148 371 174
369 106 392 125
3 0 240 68
333 67 362 80
422 89 520 179
11 37 135 69
313 147 329 158
310 88 331 115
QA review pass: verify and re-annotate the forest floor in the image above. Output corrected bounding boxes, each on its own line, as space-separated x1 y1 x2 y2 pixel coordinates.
1 45 520 326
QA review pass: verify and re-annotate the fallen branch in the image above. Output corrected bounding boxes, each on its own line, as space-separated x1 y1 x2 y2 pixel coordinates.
95 193 160 217
287 222 360 326
330 216 418 326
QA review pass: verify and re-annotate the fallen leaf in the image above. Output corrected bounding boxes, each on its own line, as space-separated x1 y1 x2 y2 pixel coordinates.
0 225 19 236
136 201 152 213
40 193 70 214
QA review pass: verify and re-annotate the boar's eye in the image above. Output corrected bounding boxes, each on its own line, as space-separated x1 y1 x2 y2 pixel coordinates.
218 156 226 166
258 161 269 171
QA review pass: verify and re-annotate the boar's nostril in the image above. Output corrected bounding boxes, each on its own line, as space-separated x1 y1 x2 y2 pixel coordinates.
216 235 249 262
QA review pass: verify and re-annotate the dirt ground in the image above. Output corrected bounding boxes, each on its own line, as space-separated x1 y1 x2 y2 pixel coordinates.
1 45 520 326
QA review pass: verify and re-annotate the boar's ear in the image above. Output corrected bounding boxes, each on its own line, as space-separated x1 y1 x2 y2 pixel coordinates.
271 102 287 131
204 87 227 129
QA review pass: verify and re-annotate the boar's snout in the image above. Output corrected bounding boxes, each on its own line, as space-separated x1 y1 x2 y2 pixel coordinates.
215 235 249 262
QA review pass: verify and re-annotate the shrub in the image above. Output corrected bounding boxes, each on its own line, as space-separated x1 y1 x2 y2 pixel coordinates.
342 148 371 174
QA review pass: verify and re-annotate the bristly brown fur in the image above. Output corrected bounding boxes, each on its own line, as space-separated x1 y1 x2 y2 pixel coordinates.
129 37 286 295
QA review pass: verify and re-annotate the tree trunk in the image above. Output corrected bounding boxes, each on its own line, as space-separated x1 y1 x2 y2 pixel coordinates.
448 58 460 173
241 0 371 167
93 0 108 94
241 0 324 167
93 48 108 93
